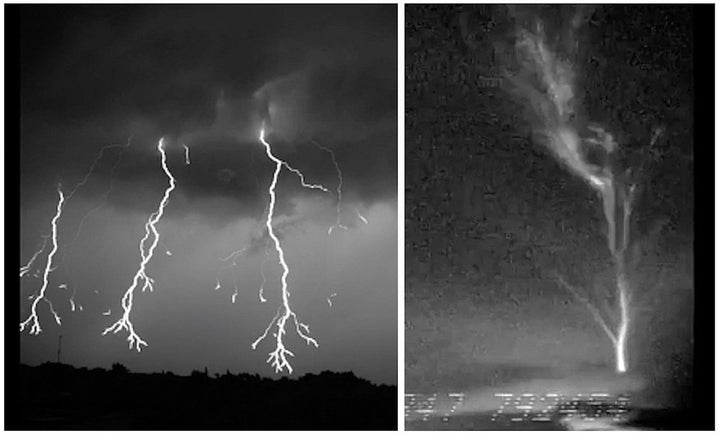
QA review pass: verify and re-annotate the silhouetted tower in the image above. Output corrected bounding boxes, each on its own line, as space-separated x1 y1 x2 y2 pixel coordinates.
57 335 62 363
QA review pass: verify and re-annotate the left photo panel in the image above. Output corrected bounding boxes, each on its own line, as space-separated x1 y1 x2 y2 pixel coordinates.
9 4 397 430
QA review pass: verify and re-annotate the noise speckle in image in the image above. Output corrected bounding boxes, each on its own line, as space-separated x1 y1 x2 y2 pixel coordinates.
405 4 708 430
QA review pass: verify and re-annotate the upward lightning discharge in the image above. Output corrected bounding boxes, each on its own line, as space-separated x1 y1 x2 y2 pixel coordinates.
251 128 330 374
20 188 65 334
511 12 634 373
103 138 177 351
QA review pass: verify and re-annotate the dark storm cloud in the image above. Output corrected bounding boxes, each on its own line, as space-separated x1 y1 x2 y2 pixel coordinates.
20 4 397 216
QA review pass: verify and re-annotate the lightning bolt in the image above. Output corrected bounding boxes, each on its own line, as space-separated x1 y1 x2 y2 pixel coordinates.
20 235 49 278
20 139 132 332
251 128 330 374
63 137 132 312
64 139 132 248
183 144 190 165
312 141 347 234
218 247 249 304
355 207 369 225
512 14 634 373
65 141 132 201
103 138 177 351
20 188 65 334
258 244 270 303
68 298 83 312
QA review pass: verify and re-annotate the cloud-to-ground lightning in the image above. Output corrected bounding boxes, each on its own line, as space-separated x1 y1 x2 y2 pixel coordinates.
510 11 636 373
103 138 177 351
21 139 133 331
312 141 347 234
20 188 65 334
250 128 333 374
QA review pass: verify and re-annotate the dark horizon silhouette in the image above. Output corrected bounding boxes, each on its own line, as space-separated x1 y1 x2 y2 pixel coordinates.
10 361 397 430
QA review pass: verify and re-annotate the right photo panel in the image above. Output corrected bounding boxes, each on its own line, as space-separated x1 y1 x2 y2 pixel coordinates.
405 4 704 430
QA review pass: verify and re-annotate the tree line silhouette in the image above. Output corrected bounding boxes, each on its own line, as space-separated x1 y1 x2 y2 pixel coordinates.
11 362 396 430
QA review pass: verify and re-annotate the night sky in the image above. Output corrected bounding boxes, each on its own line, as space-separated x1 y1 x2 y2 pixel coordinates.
405 4 697 425
18 5 397 385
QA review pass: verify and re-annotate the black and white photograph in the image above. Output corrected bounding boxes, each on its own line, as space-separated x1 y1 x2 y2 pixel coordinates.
8 4 397 430
405 4 712 430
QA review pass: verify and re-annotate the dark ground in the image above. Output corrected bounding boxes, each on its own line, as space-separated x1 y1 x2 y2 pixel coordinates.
9 362 396 430
405 5 704 430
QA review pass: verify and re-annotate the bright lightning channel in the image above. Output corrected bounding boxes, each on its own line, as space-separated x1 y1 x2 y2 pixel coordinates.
251 128 330 374
20 188 65 334
514 17 632 373
21 139 131 330
103 138 177 351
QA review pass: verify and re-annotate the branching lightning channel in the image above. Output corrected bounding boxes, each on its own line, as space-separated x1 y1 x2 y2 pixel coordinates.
66 141 132 201
312 141 347 234
20 235 49 278
103 138 177 351
64 138 132 249
21 139 132 333
20 188 65 334
218 247 249 303
64 137 132 311
251 128 330 374
512 13 635 373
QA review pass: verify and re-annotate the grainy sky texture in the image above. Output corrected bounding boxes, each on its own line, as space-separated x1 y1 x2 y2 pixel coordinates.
18 5 397 384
